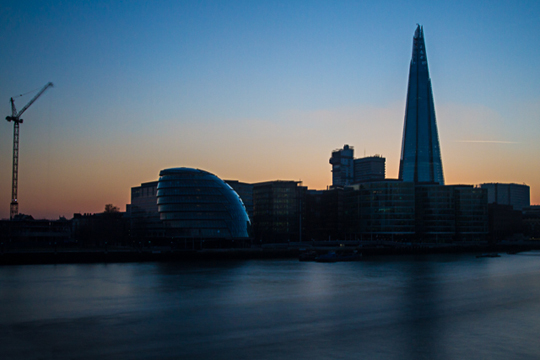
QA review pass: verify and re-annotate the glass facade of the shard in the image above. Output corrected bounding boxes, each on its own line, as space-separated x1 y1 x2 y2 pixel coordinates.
399 25 444 185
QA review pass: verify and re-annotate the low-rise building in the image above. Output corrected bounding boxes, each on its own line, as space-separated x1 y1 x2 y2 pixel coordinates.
345 181 416 241
480 183 530 211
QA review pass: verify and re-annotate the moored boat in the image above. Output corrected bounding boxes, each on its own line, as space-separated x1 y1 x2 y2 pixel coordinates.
476 253 501 258
299 250 318 261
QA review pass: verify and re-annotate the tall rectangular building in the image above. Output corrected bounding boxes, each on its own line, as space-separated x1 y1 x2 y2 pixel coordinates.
399 25 444 184
329 145 354 187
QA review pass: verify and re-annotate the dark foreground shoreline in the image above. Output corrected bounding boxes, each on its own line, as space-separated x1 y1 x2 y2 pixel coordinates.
1 242 539 265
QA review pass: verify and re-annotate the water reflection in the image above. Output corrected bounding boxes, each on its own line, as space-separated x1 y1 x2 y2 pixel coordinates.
400 257 443 359
1 254 540 359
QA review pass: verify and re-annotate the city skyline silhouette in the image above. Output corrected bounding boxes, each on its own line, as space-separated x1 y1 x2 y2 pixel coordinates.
1 1 539 219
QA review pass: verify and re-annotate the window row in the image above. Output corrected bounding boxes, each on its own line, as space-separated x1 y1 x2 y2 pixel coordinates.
157 187 223 196
160 212 232 220
157 195 229 204
164 220 228 229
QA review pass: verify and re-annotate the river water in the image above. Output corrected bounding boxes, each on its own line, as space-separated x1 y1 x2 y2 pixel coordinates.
1 252 540 359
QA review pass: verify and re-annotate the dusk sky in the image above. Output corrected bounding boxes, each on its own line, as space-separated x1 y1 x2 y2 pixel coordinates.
1 0 539 219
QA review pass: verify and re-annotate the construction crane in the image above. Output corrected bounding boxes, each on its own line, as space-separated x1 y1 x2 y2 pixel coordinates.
5 82 53 220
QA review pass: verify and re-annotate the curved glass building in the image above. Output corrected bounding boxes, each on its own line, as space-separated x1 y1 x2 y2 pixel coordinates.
156 168 250 239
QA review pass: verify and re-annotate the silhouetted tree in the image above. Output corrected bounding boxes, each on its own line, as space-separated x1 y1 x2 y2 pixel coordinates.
104 204 120 213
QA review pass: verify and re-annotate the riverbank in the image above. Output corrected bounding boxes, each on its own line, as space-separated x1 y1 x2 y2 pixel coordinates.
0 248 293 265
1 241 539 265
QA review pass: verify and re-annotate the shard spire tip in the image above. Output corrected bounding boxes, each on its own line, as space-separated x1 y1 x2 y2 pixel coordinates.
414 24 423 39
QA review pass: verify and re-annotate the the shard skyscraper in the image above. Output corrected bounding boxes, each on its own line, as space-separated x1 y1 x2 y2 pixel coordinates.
398 25 444 184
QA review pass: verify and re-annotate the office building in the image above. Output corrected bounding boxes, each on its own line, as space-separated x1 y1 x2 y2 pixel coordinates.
399 25 444 184
330 145 386 187
157 168 250 240
415 184 488 242
345 181 416 240
451 185 489 241
252 180 307 243
338 181 488 242
480 183 530 211
330 145 354 187
488 204 523 242
415 184 455 241
353 155 385 183
304 188 346 241
130 181 158 215
129 181 164 239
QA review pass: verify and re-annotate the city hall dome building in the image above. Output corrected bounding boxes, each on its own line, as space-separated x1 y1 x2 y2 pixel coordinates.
157 168 250 239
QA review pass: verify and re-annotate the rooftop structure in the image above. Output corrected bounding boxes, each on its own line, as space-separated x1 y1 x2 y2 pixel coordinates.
330 145 386 187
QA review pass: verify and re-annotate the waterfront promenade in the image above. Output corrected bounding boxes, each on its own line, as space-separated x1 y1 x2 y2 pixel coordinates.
1 240 539 265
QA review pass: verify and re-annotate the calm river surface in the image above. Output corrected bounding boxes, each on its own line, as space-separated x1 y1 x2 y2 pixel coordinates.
1 252 540 359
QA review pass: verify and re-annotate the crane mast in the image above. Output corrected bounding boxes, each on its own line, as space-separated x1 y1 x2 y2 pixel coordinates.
5 82 53 220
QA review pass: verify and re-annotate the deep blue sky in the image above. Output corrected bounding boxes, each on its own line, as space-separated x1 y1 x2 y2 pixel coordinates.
1 0 539 218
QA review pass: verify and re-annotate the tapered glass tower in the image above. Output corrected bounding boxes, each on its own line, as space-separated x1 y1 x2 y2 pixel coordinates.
399 25 444 184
